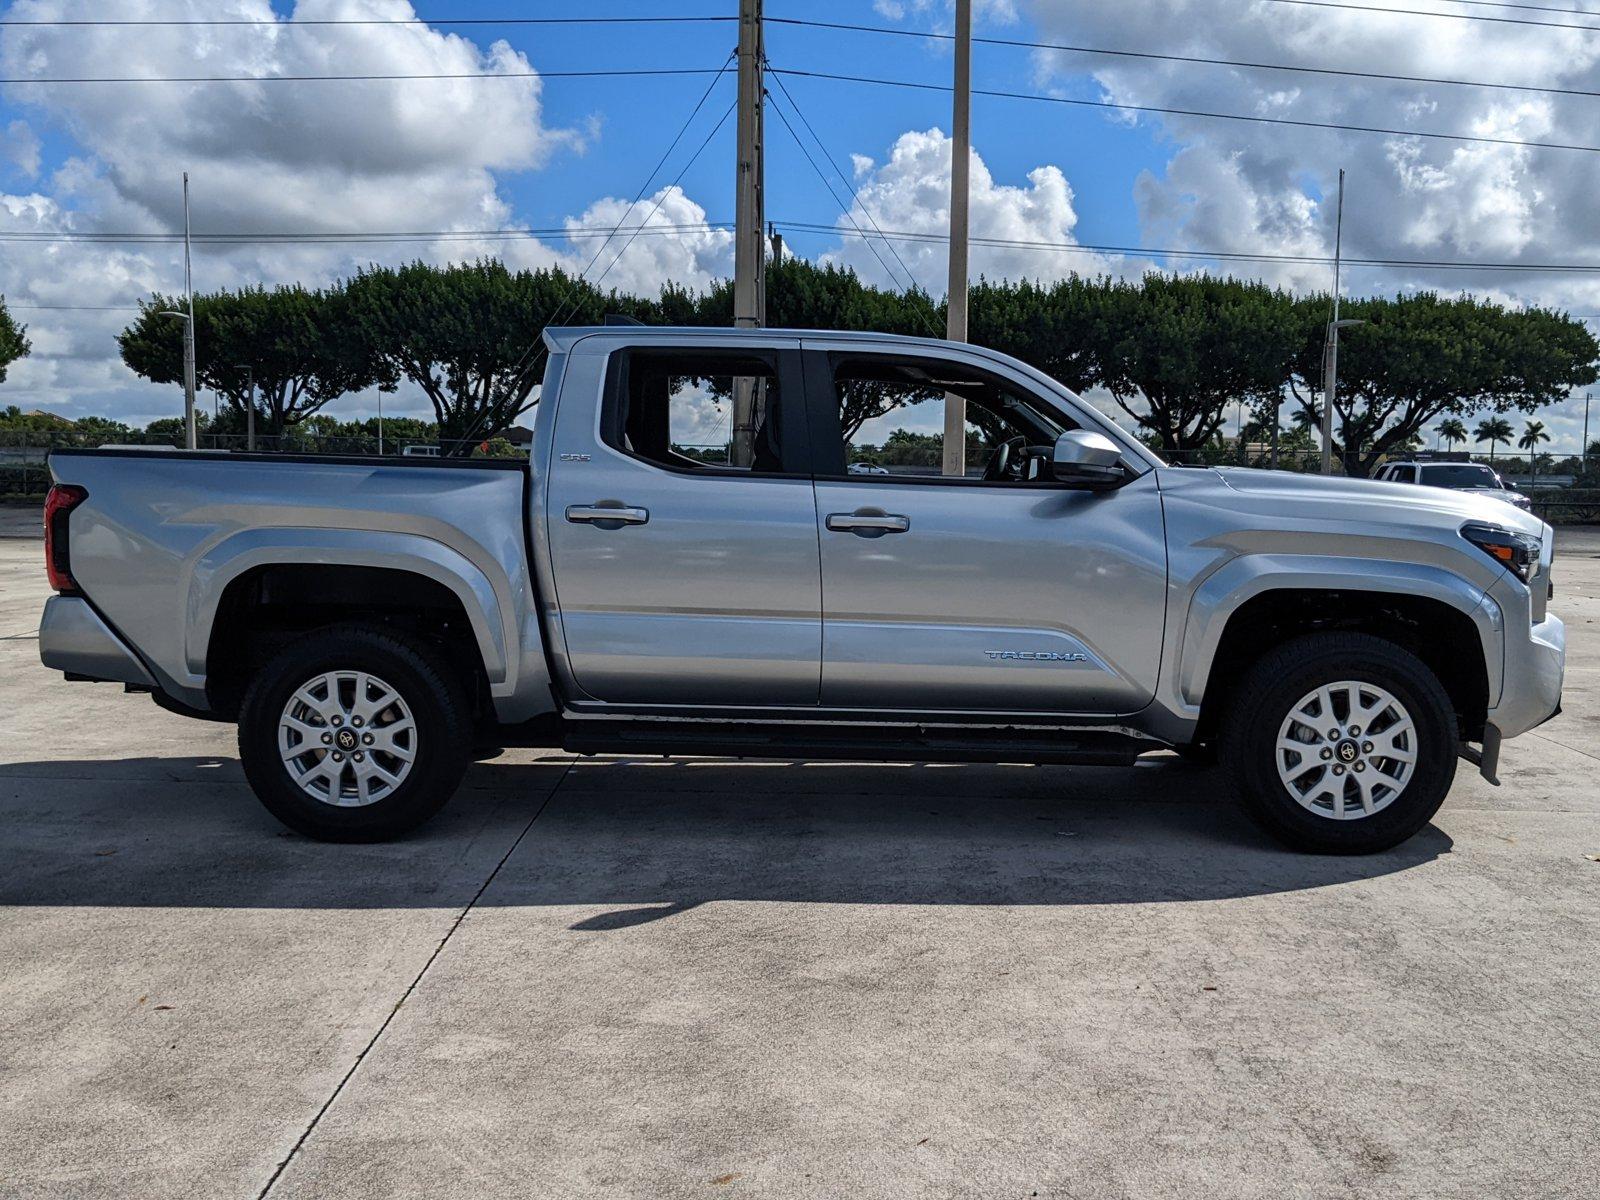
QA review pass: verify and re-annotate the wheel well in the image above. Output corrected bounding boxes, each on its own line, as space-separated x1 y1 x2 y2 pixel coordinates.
1196 589 1489 744
205 564 488 720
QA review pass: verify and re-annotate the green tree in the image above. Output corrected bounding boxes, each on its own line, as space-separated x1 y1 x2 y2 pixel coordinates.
1475 416 1514 462
1436 417 1467 450
1082 274 1302 457
343 260 609 453
119 284 372 435
1289 293 1597 477
0 297 30 385
1518 419 1551 487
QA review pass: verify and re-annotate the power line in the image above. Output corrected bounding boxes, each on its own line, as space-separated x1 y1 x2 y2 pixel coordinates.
771 66 1600 155
764 88 919 296
8 217 1600 274
774 219 1600 274
0 66 726 85
765 66 928 298
1260 0 1600 32
0 15 733 27
769 16 1600 102
0 224 734 247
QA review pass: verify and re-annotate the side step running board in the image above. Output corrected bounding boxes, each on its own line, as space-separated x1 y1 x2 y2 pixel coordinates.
560 721 1156 767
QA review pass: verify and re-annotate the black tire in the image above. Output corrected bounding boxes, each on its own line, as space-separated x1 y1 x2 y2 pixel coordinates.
238 625 471 842
1221 632 1458 854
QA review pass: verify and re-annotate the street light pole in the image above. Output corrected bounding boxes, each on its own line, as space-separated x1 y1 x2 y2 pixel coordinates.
181 171 197 451
1321 169 1345 476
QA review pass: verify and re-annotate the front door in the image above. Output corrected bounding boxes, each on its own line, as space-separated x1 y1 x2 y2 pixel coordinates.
545 340 821 707
804 344 1167 714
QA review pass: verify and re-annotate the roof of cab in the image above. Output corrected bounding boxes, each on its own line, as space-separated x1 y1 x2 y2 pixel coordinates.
540 325 963 354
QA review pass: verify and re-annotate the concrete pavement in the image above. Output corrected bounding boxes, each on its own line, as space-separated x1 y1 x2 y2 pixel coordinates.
1 510 1596 1199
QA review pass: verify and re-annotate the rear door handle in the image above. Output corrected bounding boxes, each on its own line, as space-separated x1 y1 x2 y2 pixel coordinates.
826 512 910 535
566 504 649 526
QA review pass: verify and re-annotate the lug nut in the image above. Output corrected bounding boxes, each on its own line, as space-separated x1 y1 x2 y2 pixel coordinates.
1320 748 1333 760
1328 729 1340 740
1362 741 1374 753
331 716 343 727
362 733 374 745
352 717 364 728
354 752 365 762
1348 724 1361 737
331 752 344 762
1354 762 1366 773
321 732 332 744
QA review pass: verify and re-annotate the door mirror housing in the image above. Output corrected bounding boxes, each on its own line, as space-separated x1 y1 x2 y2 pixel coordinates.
1050 430 1125 488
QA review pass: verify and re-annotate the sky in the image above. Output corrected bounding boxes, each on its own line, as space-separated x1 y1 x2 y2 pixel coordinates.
1 0 1599 450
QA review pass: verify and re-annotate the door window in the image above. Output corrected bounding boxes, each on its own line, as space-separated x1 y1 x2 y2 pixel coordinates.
604 350 801 475
823 355 1074 483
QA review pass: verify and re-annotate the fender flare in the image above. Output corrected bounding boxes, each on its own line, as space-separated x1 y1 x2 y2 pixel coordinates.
185 527 514 687
1175 553 1503 709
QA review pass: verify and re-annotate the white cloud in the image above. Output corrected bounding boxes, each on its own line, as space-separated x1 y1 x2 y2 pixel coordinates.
1020 0 1600 446
558 186 733 297
0 0 739 423
820 127 1129 290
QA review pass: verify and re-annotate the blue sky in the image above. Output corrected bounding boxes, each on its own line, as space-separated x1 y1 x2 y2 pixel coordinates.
3 0 1599 450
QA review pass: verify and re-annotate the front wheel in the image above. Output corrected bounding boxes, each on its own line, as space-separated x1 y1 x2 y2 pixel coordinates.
238 626 471 842
1221 632 1458 854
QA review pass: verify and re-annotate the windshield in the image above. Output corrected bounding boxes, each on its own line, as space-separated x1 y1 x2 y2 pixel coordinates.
1421 464 1503 489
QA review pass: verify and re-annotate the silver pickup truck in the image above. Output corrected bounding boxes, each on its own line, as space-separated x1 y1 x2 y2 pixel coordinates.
39 326 1564 853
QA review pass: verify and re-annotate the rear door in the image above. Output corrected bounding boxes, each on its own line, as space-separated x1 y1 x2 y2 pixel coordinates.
545 338 821 707
801 343 1167 714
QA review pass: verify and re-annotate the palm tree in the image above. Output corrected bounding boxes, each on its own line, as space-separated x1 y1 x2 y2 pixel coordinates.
1474 417 1514 463
1436 417 1467 451
1518 419 1551 488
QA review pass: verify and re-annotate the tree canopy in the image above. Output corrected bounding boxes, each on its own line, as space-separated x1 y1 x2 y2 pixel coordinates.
108 257 1597 470
118 284 373 435
341 259 624 452
1287 292 1597 477
0 297 30 386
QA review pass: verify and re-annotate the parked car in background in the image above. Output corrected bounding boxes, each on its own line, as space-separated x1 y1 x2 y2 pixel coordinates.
39 326 1563 855
400 444 441 458
1376 458 1533 511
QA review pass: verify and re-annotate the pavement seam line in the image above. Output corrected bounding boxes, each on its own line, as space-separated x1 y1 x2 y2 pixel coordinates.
253 757 576 1200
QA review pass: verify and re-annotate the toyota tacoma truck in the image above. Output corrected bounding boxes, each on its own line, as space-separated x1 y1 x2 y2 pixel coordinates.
39 326 1564 853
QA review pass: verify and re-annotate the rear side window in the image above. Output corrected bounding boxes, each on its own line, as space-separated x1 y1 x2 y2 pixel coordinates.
603 350 802 476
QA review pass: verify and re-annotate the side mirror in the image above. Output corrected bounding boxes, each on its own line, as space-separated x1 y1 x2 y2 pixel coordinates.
1050 429 1125 488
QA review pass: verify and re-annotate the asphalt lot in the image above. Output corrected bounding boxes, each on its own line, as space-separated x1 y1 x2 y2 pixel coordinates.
1 502 1596 1199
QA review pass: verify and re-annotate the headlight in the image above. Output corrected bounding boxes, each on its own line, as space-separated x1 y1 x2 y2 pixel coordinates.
1461 522 1542 583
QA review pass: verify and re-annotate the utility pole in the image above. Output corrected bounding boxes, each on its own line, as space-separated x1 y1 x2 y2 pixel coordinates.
941 0 973 478
730 0 765 467
1321 169 1345 476
182 171 197 451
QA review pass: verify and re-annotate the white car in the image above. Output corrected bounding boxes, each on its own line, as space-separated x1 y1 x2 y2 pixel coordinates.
1376 460 1533 512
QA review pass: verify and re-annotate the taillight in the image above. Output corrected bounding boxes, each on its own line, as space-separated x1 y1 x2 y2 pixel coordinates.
43 484 88 594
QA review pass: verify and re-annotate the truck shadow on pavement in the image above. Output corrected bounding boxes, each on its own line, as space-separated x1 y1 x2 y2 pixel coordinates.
0 754 1453 917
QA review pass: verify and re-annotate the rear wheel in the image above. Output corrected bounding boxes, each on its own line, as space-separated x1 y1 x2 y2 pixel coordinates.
1221 632 1457 854
238 626 470 842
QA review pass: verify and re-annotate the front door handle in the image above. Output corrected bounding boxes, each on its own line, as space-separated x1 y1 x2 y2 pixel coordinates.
826 511 910 535
566 503 649 527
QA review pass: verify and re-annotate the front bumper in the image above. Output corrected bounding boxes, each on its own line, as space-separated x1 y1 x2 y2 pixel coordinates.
1488 610 1565 741
38 595 157 688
